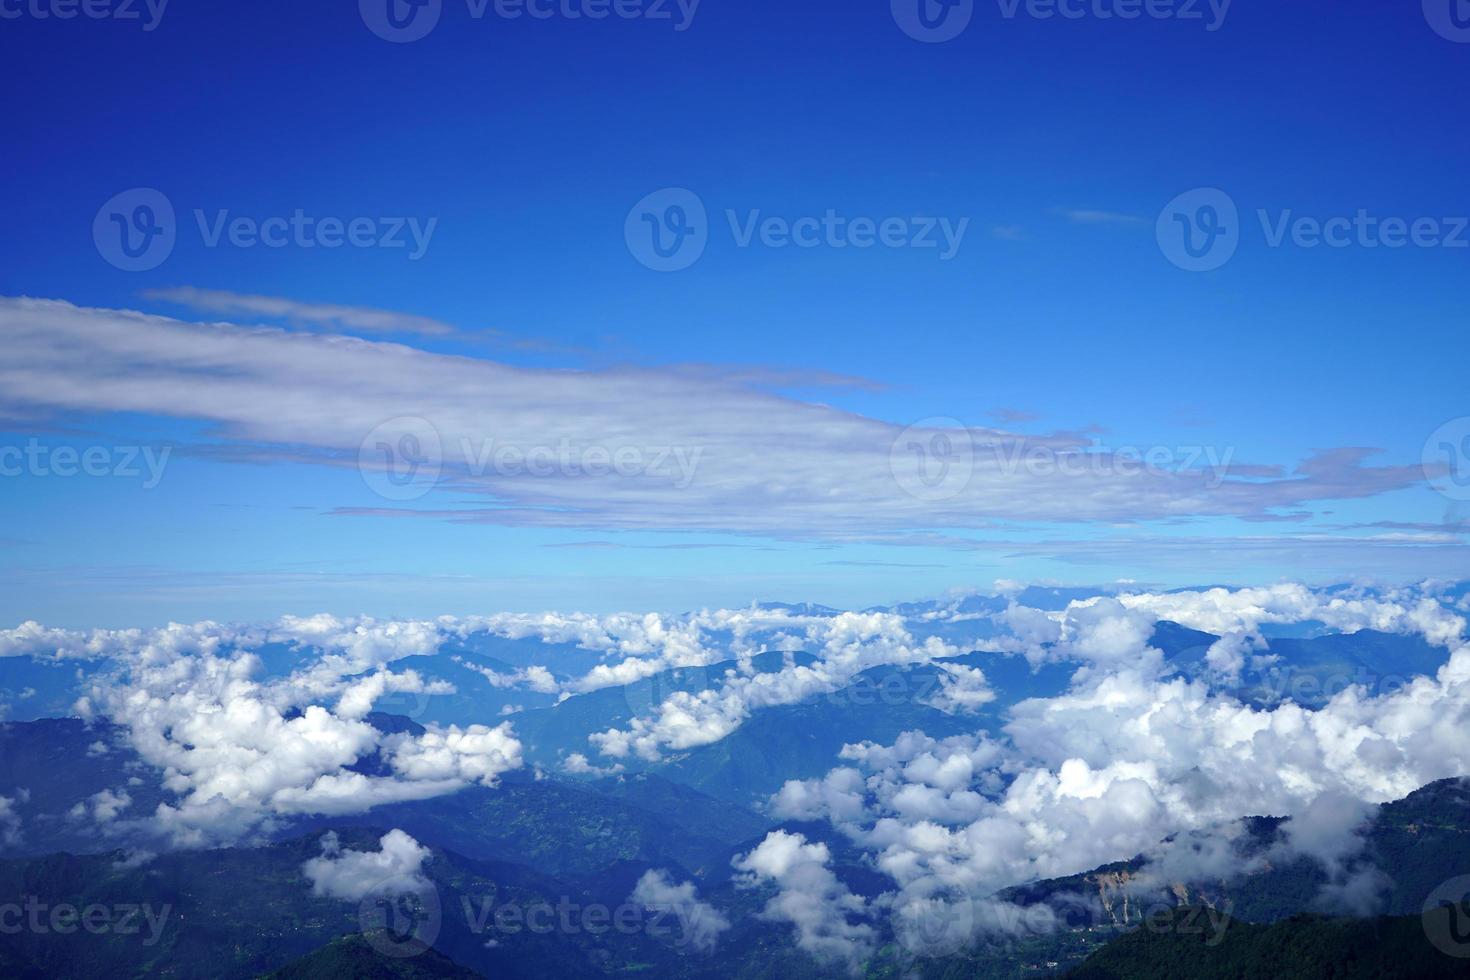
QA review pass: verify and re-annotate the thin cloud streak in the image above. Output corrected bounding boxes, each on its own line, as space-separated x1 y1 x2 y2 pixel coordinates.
0 297 1434 542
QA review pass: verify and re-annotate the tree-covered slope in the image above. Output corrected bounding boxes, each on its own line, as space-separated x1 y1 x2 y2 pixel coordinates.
1067 907 1466 979
263 932 482 980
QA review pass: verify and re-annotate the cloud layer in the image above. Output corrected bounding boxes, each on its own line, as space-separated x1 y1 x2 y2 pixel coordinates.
760 583 1470 956
0 297 1436 540
5 581 1470 971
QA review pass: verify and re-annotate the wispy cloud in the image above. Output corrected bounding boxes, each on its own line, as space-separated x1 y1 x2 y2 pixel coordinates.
541 541 752 551
1055 208 1145 226
989 408 1039 424
1326 519 1470 536
821 560 949 569
654 362 887 393
142 286 462 337
0 297 1432 543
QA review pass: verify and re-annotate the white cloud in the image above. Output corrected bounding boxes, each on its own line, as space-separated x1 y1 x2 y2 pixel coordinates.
457 659 561 695
732 830 875 972
591 611 958 761
335 669 455 720
69 788 132 824
0 297 1430 538
562 753 623 777
628 870 730 953
302 829 432 901
923 663 996 715
762 584 1470 958
57 618 526 848
388 723 523 785
141 287 460 337
0 620 149 660
10 580 1470 966
0 793 23 847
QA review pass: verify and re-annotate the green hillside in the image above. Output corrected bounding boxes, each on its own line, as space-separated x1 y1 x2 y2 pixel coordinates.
263 933 482 980
1067 906 1466 979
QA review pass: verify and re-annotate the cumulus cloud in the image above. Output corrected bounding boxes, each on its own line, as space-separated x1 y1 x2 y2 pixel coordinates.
732 830 875 972
0 793 23 847
457 659 561 695
9 580 1470 969
591 611 958 761
69 788 132 824
1117 584 1467 647
562 753 623 777
628 870 730 953
387 723 523 785
765 583 1470 959
46 617 528 848
302 829 432 901
0 620 146 660
9 605 920 848
336 669 455 720
923 663 996 715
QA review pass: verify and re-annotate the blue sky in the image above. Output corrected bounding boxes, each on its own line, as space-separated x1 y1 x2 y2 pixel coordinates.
1 0 1468 625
